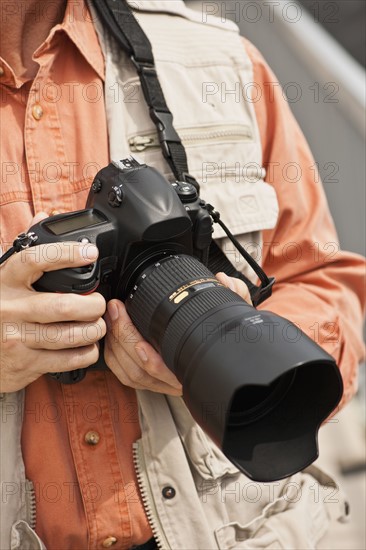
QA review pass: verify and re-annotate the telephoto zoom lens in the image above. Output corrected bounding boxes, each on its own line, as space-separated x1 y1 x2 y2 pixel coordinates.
125 254 343 482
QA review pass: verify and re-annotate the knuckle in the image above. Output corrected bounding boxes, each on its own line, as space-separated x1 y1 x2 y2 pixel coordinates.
1 351 26 375
66 345 97 370
106 326 120 346
1 320 20 342
54 294 74 319
80 321 105 345
12 358 28 374
129 367 145 384
120 322 139 344
1 337 19 354
59 326 77 348
43 324 62 344
144 358 163 377
65 351 83 371
21 248 38 267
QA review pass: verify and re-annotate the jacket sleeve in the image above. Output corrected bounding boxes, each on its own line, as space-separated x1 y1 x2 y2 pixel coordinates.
243 38 365 408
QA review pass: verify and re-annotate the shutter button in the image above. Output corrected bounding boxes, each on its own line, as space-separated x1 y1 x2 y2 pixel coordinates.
102 536 117 547
85 431 100 445
162 486 176 499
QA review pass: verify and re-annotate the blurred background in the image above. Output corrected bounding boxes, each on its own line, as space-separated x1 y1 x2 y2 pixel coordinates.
187 1 365 547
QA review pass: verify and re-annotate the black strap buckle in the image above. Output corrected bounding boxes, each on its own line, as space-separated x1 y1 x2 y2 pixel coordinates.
252 277 276 306
0 231 39 267
13 232 38 251
130 55 155 74
181 172 200 193
150 110 181 159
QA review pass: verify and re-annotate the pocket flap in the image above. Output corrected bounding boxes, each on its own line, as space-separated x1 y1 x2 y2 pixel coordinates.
200 179 279 240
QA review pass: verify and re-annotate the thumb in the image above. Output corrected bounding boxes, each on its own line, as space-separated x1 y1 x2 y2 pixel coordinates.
216 272 252 305
30 211 49 226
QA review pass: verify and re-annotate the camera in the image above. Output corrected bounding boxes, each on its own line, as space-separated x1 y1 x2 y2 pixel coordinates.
29 157 343 482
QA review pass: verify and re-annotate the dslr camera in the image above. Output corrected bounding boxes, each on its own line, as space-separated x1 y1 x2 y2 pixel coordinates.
29 157 343 482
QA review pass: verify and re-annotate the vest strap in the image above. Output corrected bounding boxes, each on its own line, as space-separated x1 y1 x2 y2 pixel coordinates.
92 0 194 185
90 0 275 306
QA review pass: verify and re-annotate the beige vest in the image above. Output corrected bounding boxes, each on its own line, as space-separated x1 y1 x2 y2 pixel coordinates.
1 2 347 548
96 0 279 280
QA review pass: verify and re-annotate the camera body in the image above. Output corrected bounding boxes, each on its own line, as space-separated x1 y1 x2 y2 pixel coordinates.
28 157 343 482
32 157 213 301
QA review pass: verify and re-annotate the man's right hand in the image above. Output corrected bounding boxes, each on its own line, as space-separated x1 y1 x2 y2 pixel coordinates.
0 227 106 393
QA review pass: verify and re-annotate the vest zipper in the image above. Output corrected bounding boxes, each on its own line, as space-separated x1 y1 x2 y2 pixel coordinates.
129 124 253 152
133 441 170 549
25 479 37 530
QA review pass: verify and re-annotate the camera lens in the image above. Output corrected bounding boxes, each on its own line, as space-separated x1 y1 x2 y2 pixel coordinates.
125 254 237 356
125 253 342 482
228 371 296 427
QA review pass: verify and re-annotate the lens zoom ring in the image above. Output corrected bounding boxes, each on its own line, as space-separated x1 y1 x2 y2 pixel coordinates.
162 286 238 369
127 255 213 338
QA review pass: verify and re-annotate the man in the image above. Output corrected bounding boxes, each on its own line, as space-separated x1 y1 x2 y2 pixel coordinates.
1 1 365 549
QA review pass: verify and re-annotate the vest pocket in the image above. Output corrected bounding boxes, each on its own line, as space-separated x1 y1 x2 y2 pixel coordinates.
128 123 279 246
215 521 284 549
129 124 253 153
11 520 46 550
214 466 348 550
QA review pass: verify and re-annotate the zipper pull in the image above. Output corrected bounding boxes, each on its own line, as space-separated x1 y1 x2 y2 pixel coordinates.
129 135 158 152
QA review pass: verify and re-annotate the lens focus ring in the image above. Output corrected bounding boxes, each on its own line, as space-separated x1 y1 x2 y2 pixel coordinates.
126 255 213 339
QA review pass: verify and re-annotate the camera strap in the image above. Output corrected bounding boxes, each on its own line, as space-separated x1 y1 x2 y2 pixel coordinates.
91 0 196 188
90 0 275 306
0 232 38 266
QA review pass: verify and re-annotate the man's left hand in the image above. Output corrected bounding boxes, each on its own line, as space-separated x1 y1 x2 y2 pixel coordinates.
104 273 252 394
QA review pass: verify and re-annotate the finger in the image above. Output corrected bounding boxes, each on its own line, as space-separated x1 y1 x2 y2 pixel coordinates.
216 272 252 304
24 319 106 350
106 300 182 389
0 344 98 392
105 338 182 395
20 292 106 323
5 242 99 287
30 212 49 225
37 344 100 374
133 341 182 388
230 278 252 304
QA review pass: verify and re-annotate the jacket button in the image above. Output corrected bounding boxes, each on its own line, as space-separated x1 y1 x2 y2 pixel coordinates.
85 431 100 445
32 104 44 120
162 486 176 499
102 536 117 547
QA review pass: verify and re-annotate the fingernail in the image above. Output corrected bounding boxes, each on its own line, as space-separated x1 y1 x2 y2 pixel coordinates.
80 244 99 261
135 346 148 363
108 302 119 322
